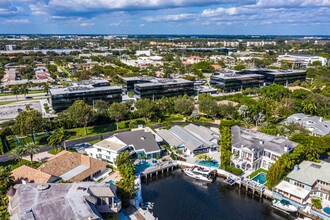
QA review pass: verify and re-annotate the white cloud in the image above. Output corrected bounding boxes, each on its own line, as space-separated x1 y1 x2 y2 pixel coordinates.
2 18 30 24
256 0 330 7
80 22 95 27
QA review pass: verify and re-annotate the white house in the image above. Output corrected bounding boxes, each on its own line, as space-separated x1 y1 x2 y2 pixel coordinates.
86 129 162 166
230 126 298 172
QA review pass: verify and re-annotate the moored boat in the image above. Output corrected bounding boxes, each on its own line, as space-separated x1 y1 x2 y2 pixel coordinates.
183 166 217 182
272 199 298 213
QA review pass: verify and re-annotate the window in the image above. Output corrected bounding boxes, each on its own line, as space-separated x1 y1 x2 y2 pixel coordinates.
97 149 102 152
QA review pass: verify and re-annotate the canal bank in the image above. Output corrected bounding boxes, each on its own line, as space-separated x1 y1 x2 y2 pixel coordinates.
141 170 293 220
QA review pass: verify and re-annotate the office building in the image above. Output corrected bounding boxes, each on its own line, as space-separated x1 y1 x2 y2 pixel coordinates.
210 69 306 91
277 54 328 67
121 76 154 92
210 70 265 92
49 80 122 111
134 78 195 99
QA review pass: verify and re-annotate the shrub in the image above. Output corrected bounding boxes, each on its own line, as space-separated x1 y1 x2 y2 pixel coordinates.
225 165 243 176
311 198 322 209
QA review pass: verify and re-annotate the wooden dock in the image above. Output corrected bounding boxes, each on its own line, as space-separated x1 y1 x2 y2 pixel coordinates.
141 162 177 179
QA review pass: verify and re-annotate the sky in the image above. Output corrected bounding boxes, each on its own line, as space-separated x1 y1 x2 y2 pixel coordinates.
0 0 330 35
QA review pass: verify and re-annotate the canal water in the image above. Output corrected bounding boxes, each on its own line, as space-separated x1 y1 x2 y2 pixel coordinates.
142 170 293 220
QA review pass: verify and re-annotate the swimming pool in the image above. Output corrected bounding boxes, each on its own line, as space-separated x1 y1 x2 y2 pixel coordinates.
252 172 267 184
324 207 330 215
135 162 152 174
199 160 220 168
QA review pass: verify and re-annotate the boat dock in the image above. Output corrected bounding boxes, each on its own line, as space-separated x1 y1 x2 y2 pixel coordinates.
141 161 177 179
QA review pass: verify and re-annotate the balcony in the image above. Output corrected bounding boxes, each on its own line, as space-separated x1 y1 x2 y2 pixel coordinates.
96 199 122 213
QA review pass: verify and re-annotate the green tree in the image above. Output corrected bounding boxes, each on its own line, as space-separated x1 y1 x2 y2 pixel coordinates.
261 84 290 101
11 85 20 101
66 100 94 136
108 103 129 130
23 142 40 162
14 110 43 142
115 151 135 208
135 99 155 123
10 147 25 165
174 95 194 116
43 83 50 95
20 84 28 97
198 94 219 118
47 127 68 152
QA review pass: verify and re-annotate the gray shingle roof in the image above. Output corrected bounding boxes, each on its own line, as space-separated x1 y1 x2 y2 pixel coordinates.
287 160 330 186
281 113 330 136
115 130 161 153
231 126 298 155
157 124 220 152
9 182 117 220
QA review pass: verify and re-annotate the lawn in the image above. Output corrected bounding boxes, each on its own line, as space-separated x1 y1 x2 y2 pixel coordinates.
247 168 268 179
0 159 42 170
67 123 117 140
3 133 50 154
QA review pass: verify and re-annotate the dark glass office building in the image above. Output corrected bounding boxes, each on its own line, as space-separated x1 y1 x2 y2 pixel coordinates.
211 72 265 92
50 85 122 111
211 69 306 92
121 77 153 92
134 78 195 99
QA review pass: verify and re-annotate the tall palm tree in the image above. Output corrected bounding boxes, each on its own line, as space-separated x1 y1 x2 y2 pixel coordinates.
10 147 25 165
47 127 68 152
43 83 50 96
20 84 28 98
0 166 14 206
11 85 20 101
23 142 40 162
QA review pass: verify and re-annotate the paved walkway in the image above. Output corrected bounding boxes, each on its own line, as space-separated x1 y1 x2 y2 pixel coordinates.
23 151 53 162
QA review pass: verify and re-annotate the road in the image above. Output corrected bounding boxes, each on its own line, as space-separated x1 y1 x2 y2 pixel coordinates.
0 93 47 102
0 121 220 163
0 130 126 163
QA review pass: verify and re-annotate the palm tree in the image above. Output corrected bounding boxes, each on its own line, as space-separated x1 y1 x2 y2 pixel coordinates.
43 83 50 96
0 166 14 205
23 142 40 162
20 84 28 98
10 147 25 165
47 127 68 152
11 85 20 101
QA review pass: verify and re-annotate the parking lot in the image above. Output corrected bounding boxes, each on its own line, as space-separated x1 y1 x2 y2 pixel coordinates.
0 101 42 122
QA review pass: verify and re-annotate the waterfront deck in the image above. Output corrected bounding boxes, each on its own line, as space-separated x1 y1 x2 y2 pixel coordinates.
141 161 177 179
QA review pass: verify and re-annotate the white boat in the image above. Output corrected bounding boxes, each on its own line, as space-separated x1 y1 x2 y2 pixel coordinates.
272 199 298 213
183 166 217 182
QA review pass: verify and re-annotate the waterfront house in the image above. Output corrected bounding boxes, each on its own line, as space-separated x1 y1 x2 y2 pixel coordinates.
11 151 108 183
273 160 330 219
230 126 298 172
11 165 58 184
8 182 121 220
86 129 162 166
156 124 220 155
281 113 330 136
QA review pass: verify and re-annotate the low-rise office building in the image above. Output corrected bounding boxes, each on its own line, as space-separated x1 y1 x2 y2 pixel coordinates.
277 54 328 67
121 76 154 92
230 126 298 172
210 70 265 92
134 78 195 99
210 69 306 92
49 80 122 111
